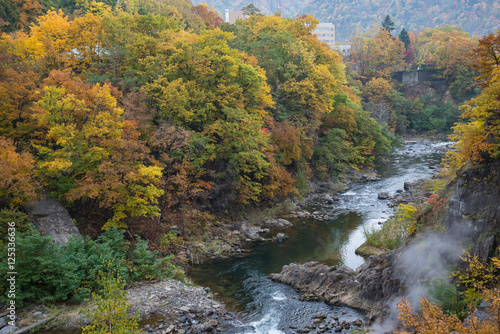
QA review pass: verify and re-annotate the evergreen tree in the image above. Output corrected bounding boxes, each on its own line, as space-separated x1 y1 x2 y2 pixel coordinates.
382 15 395 35
241 3 261 16
399 27 411 48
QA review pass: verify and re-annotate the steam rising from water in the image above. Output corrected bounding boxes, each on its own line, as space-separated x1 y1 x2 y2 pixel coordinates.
372 223 471 333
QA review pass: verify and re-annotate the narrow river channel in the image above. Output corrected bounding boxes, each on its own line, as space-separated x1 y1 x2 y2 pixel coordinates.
188 140 447 333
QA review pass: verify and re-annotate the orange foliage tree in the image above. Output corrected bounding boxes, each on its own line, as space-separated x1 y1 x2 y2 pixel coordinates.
350 24 405 83
396 289 500 333
31 70 163 229
447 29 500 167
416 26 477 99
0 64 39 148
471 29 500 87
0 136 38 207
191 4 223 29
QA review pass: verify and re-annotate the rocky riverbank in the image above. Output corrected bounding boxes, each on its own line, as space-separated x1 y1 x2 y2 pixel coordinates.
3 279 242 334
125 279 242 334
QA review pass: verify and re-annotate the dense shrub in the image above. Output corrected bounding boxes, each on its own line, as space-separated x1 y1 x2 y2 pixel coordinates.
0 228 183 307
0 208 32 248
0 231 85 307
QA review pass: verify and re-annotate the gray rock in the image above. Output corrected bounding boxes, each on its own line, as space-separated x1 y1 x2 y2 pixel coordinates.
261 218 293 229
243 226 268 241
473 235 496 262
341 321 351 329
377 192 389 200
0 318 5 329
25 199 81 244
352 319 364 327
273 233 289 243
202 323 214 331
169 226 181 236
0 326 18 334
442 160 500 241
231 222 247 231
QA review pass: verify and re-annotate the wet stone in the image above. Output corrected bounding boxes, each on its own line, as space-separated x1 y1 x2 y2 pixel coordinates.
352 318 364 327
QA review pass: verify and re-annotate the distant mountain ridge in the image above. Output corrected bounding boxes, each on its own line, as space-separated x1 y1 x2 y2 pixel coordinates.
300 0 500 42
190 0 307 18
193 0 499 42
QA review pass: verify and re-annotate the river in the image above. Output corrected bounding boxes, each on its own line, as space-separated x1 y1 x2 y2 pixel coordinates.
188 140 447 333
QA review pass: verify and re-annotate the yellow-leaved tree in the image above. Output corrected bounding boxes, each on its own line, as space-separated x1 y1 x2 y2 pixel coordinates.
82 274 141 334
32 70 163 229
0 136 38 207
446 30 500 170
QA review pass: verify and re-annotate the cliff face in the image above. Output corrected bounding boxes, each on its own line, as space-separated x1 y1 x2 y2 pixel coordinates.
444 160 500 258
271 160 500 322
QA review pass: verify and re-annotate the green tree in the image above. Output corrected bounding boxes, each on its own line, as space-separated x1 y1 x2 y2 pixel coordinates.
142 28 272 131
381 14 395 35
226 14 345 129
399 27 410 48
241 3 261 16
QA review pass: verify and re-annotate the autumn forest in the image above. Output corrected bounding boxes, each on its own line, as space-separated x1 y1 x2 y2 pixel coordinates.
1 0 500 331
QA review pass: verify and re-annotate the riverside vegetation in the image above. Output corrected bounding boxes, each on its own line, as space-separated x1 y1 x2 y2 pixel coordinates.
350 28 500 332
0 0 499 332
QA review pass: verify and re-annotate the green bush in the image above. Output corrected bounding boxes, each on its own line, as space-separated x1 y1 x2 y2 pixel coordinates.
0 208 33 247
84 228 130 288
130 236 166 281
0 228 184 307
363 219 406 251
0 231 85 307
429 278 469 320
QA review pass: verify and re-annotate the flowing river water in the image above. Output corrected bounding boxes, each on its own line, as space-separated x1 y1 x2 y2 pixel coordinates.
188 140 447 333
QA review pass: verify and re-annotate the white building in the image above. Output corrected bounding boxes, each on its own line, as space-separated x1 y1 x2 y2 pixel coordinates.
312 22 335 48
224 9 249 24
335 44 351 57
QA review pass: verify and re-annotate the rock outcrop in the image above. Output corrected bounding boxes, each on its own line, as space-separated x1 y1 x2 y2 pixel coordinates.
443 160 500 249
270 254 402 320
24 199 81 244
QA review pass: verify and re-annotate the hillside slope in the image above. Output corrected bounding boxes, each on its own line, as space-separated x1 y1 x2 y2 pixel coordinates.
190 0 307 18
300 0 500 42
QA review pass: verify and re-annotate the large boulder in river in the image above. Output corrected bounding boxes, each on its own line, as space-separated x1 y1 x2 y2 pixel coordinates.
377 192 389 200
273 233 289 243
270 254 402 319
25 199 81 244
261 218 293 229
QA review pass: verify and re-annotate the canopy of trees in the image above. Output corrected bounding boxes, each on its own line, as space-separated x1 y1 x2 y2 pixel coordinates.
0 3 392 236
348 22 478 135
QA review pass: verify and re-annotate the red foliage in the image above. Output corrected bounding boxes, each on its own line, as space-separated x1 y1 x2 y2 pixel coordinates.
427 193 445 211
191 5 224 29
